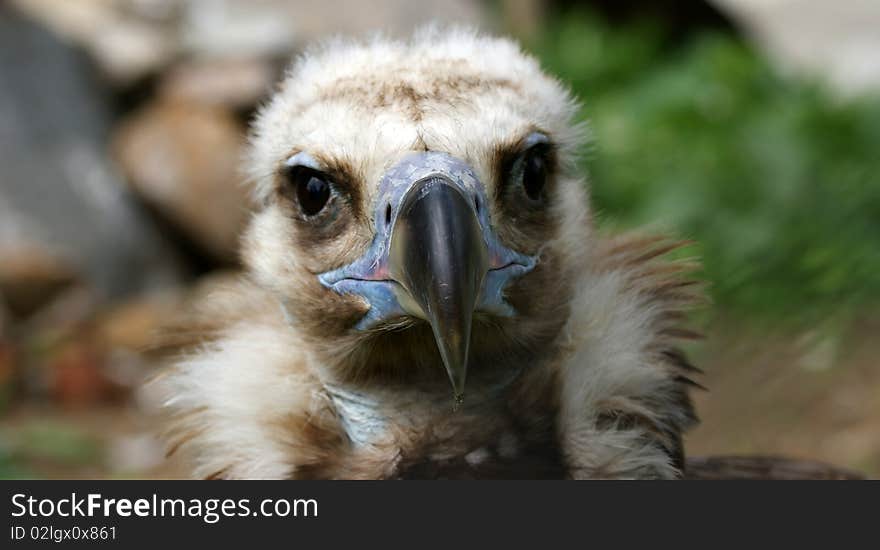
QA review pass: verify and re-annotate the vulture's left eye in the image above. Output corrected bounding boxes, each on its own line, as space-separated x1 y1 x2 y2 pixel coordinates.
284 167 333 216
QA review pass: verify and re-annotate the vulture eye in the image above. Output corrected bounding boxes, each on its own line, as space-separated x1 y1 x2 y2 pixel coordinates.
285 167 332 216
522 149 547 201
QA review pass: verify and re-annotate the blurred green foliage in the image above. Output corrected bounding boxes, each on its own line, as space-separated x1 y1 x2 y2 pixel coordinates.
0 423 102 479
530 11 880 323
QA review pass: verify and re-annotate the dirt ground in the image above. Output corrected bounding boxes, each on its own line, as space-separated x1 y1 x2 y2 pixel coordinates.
2 317 877 479
687 316 880 477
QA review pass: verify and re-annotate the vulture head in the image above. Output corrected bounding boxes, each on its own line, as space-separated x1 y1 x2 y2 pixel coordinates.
245 28 585 403
159 28 702 479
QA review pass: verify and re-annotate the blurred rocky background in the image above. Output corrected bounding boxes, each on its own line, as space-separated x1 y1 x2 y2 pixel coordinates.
1 0 878 478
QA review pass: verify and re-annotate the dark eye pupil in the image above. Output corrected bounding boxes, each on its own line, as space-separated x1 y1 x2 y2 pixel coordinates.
522 152 546 200
295 173 331 216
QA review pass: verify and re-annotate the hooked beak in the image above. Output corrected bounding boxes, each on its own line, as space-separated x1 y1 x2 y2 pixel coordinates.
388 176 488 405
317 151 537 407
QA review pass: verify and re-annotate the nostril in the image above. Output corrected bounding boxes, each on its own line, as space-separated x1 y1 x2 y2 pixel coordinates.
474 197 481 214
385 203 392 226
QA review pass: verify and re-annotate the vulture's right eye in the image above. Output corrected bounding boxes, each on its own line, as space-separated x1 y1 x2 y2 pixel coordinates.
284 167 332 216
521 147 547 201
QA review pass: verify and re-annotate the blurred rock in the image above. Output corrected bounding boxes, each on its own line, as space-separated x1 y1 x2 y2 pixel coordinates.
20 287 100 338
10 0 178 85
0 8 186 308
13 0 487 85
712 0 880 96
88 17 176 85
179 0 297 60
96 292 179 354
178 0 487 58
158 58 276 108
0 242 76 317
112 100 252 260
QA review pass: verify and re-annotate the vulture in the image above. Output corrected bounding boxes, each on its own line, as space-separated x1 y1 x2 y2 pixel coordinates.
155 28 706 479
